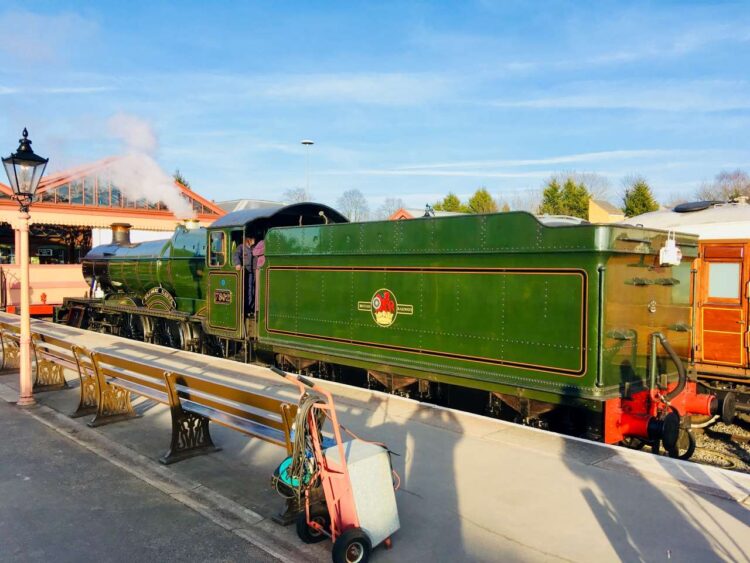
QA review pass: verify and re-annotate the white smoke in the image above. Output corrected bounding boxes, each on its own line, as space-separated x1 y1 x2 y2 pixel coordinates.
104 113 195 219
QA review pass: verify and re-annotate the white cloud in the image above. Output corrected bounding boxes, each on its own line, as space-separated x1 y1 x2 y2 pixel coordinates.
323 168 554 179
0 10 98 64
40 86 114 94
489 81 750 112
260 72 457 105
394 150 686 171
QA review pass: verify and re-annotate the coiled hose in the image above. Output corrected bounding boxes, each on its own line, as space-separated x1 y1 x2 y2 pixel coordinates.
284 391 326 502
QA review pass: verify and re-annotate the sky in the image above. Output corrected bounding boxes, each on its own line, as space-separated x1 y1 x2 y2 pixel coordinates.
0 1 749 212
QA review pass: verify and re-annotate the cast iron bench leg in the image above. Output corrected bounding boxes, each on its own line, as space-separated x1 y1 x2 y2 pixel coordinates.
70 346 97 418
31 335 68 392
86 351 138 427
159 371 220 465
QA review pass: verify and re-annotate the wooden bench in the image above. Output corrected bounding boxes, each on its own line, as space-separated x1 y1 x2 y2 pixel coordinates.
161 370 296 464
64 344 297 465
0 323 71 391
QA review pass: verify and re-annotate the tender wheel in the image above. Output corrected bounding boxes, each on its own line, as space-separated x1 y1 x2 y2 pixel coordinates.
296 505 330 544
620 436 646 450
668 428 696 460
332 528 371 563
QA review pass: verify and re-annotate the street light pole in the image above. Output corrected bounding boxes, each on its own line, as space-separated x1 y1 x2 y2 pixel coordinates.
3 129 48 407
300 139 314 194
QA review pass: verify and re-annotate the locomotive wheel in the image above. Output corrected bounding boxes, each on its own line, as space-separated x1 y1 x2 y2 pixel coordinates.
120 314 147 341
163 320 185 350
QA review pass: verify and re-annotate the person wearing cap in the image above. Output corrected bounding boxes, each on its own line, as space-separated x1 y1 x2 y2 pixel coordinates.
233 236 256 316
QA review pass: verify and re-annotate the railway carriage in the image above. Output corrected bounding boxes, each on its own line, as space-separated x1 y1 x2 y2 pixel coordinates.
631 198 750 409
59 203 734 458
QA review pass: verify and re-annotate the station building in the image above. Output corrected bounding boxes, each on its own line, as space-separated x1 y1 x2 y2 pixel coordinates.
0 157 225 315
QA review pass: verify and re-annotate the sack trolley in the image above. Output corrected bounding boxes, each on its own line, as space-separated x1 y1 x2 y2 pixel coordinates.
272 367 400 563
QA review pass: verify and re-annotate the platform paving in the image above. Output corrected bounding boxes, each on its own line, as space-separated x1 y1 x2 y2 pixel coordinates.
0 398 277 563
0 319 749 562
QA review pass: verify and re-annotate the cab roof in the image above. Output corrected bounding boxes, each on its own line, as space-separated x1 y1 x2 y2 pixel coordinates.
209 202 348 230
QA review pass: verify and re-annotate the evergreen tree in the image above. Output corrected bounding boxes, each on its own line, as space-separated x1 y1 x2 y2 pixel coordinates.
538 177 591 219
622 177 659 217
433 192 468 212
538 179 563 215
467 188 498 214
561 178 590 219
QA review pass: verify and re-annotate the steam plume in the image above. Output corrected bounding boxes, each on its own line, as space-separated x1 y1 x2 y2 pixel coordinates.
103 113 195 218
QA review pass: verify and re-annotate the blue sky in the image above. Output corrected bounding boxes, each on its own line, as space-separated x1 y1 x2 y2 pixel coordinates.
1 1 749 211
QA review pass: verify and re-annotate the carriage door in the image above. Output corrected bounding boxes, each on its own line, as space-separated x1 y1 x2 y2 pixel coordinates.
206 229 242 339
699 243 746 367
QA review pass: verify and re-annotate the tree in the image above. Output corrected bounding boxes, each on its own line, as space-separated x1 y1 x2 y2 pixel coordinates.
538 179 563 215
560 178 590 219
375 197 405 220
500 201 511 212
697 169 750 201
173 169 191 189
282 187 312 203
433 192 467 213
622 176 659 217
336 189 370 221
538 177 591 219
467 188 499 214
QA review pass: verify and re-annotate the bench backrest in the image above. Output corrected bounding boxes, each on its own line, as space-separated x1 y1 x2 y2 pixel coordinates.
165 371 297 453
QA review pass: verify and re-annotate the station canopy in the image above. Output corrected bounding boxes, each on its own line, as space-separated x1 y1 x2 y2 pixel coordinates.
0 157 225 231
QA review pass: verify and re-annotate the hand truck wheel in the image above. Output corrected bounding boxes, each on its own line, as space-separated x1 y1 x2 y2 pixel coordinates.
295 504 330 544
332 527 371 563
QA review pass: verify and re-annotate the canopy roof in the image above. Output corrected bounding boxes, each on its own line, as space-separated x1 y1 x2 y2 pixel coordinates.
0 156 226 230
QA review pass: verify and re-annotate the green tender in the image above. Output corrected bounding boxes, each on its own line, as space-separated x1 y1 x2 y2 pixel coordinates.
258 212 697 406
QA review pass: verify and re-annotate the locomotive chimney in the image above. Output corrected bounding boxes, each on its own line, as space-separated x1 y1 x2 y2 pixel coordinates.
111 223 132 245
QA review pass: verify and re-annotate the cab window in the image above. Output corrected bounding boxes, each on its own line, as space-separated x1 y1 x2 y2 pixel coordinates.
209 231 225 267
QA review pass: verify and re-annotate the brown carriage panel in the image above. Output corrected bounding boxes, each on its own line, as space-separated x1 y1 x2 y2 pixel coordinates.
702 331 743 364
703 307 744 332
703 245 744 260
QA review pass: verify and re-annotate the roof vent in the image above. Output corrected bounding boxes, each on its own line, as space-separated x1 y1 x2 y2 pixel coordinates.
673 200 722 213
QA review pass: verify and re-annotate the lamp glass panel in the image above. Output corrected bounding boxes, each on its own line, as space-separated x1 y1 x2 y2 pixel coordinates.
8 159 46 196
3 159 18 192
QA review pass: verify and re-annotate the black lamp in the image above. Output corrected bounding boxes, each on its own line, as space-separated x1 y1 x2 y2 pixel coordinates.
3 128 48 211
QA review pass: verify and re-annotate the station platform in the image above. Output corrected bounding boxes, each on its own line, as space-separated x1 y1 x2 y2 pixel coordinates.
1 320 749 562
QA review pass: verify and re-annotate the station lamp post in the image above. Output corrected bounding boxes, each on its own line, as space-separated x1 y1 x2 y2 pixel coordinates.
300 139 314 194
3 128 48 407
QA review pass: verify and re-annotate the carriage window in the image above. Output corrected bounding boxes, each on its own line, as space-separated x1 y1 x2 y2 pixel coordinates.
708 262 740 299
209 232 225 267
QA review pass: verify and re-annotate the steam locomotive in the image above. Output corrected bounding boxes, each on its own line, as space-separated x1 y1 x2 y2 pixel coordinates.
57 203 736 459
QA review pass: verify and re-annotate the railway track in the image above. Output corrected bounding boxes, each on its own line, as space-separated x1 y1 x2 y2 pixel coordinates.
690 415 750 473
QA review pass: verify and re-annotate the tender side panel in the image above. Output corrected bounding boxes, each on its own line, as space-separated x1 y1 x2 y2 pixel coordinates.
263 266 588 380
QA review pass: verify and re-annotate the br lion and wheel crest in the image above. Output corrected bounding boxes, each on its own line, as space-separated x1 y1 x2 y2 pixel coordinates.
358 289 413 327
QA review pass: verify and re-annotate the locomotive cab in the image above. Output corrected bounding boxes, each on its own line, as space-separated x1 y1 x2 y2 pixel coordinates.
205 203 348 341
